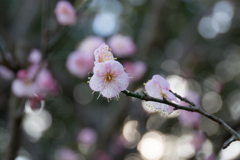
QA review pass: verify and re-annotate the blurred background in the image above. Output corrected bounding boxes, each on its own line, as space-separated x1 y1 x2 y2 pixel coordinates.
1 0 240 159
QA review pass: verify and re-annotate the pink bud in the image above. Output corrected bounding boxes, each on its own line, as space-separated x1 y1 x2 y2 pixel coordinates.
54 1 77 26
28 49 42 64
17 69 28 80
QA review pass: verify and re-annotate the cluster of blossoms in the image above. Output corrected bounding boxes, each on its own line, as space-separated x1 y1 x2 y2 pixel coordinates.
89 43 130 100
88 43 178 115
12 49 58 110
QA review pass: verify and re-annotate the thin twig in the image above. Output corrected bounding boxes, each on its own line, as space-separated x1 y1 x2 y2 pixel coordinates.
121 90 240 149
223 136 237 149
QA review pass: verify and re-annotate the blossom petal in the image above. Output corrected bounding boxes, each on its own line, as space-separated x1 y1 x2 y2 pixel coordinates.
89 75 104 92
162 89 179 103
152 75 170 90
114 72 129 91
145 79 162 98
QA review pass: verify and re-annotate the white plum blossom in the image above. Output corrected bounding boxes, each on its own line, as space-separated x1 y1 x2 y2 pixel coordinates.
89 60 129 100
145 75 178 115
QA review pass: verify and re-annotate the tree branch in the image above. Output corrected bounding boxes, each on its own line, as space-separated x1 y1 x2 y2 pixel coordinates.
121 90 240 149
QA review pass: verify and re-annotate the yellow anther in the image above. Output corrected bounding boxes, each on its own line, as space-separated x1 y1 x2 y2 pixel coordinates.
88 77 90 79
143 83 146 85
114 58 117 60
87 81 90 83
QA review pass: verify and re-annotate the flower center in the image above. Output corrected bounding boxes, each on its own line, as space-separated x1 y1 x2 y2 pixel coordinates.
105 74 113 82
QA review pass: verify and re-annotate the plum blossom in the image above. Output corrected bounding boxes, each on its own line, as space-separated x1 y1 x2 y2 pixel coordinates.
94 43 115 65
28 49 42 64
89 60 129 99
54 1 77 26
35 69 58 96
12 69 36 97
178 91 201 128
122 61 146 82
145 75 178 115
78 36 104 55
12 67 58 98
108 34 136 58
66 50 93 78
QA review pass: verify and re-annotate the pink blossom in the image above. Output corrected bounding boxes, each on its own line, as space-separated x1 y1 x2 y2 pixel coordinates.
123 61 147 82
89 60 129 99
94 43 115 65
28 49 42 64
0 65 14 80
78 128 98 145
12 67 58 97
108 34 136 57
78 36 104 55
35 69 58 96
54 1 77 26
66 51 93 78
12 79 36 97
145 75 178 114
178 91 201 128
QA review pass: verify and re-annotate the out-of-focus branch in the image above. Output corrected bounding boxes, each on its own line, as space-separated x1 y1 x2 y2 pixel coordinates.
5 95 26 160
121 90 240 149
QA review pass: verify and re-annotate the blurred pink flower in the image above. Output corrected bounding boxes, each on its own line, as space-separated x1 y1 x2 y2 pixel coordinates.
57 148 79 160
78 36 104 55
28 49 42 64
0 65 14 80
178 91 201 128
108 34 136 58
89 60 129 99
191 131 205 152
66 51 93 78
145 75 178 115
78 128 98 145
94 43 114 65
122 61 146 82
35 69 58 96
54 1 77 26
12 79 36 97
12 67 58 97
